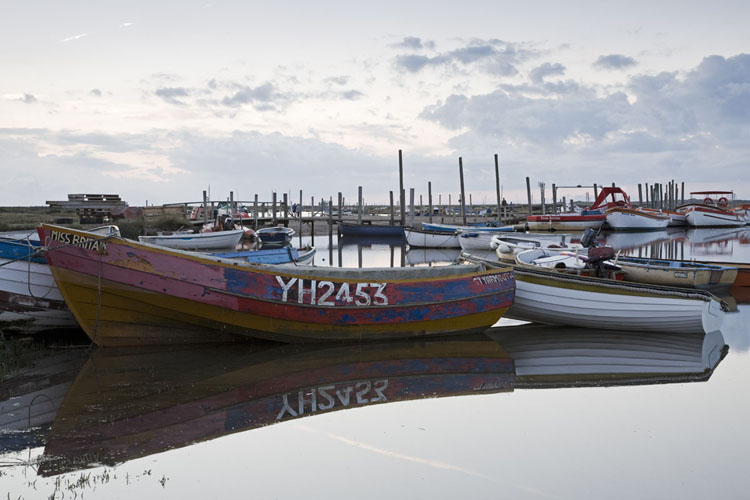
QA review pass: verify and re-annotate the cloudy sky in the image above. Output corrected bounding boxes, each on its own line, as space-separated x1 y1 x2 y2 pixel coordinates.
2 0 749 207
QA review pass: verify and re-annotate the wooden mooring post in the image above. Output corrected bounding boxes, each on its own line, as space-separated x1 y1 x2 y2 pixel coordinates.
525 177 532 216
409 188 415 227
390 191 395 226
459 157 467 226
428 181 433 223
398 150 405 226
494 154 501 225
357 186 363 224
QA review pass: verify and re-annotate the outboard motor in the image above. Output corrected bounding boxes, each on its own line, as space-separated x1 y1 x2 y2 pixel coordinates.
587 245 616 278
581 228 599 248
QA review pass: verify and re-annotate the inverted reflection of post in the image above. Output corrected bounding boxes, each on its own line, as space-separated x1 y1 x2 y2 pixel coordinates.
358 245 363 268
337 234 343 267
390 245 394 268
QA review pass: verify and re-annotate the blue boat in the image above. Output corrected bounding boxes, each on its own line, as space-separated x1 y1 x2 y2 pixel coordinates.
338 223 405 239
256 226 295 246
213 246 316 265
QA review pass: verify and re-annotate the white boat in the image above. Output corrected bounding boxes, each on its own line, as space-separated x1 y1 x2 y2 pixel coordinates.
456 231 498 251
461 253 727 334
682 205 746 227
422 222 514 233
641 208 688 226
515 247 587 270
491 234 582 262
405 248 461 266
680 190 746 228
404 228 460 248
0 226 120 333
138 229 244 250
605 207 670 230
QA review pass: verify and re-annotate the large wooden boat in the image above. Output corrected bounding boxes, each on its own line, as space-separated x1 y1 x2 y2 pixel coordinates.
462 252 726 334
38 335 514 475
38 224 515 346
611 256 738 289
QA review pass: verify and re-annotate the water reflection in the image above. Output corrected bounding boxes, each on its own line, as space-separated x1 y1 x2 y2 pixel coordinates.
36 336 513 476
1 326 730 479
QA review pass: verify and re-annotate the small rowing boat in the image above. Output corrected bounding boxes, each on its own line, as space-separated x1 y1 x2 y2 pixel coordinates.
139 229 244 250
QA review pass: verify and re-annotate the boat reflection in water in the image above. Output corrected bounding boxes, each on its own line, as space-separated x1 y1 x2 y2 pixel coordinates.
38 336 513 476
36 326 727 476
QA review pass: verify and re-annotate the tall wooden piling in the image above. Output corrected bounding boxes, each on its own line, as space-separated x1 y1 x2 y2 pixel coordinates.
459 157 467 226
428 181 433 223
338 192 343 223
539 182 546 216
552 183 557 214
328 197 334 239
525 177 532 216
594 183 599 198
494 154 501 225
271 192 277 225
389 191 395 226
681 182 685 205
409 188 415 227
638 184 643 207
202 190 208 225
253 194 258 229
398 150 405 226
357 186 363 224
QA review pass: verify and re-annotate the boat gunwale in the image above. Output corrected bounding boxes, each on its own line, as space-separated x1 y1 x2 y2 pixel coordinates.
40 224 512 284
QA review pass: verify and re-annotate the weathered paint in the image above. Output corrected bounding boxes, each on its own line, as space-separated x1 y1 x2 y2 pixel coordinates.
38 224 515 345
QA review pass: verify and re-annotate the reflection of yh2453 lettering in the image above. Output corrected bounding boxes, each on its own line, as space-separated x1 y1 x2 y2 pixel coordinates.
276 380 388 420
276 276 389 306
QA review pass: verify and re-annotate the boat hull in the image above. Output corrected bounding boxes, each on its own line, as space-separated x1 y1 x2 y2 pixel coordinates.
138 229 244 250
506 268 725 334
684 207 746 227
605 208 670 230
339 223 405 238
405 229 460 248
39 225 515 346
526 214 605 231
615 259 738 289
422 223 514 233
457 231 497 251
0 257 78 333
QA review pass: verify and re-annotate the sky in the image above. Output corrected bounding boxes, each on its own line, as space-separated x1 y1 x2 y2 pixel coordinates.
1 0 749 207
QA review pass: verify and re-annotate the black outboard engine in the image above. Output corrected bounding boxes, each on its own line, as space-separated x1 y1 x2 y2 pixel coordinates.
581 227 599 248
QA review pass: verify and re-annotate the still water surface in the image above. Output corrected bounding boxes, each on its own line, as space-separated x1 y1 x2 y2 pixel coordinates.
2 227 750 499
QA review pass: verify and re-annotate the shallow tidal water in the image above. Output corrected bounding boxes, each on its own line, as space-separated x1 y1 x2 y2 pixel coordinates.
2 227 750 499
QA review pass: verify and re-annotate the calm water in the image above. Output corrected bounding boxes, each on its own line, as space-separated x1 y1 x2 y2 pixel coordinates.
2 227 750 499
